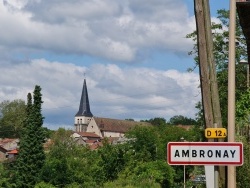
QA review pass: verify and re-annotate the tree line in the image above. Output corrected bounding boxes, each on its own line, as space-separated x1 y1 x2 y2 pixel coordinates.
0 87 203 187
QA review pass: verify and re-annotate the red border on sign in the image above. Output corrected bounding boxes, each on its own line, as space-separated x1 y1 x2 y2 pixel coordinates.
167 142 243 165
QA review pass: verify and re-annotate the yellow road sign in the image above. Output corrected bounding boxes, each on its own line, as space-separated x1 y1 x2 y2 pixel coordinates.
205 128 227 138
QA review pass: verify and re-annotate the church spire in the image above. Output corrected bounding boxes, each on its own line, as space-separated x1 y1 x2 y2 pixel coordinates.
75 79 93 117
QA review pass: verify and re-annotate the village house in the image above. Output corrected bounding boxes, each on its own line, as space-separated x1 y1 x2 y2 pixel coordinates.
0 138 19 151
0 138 19 161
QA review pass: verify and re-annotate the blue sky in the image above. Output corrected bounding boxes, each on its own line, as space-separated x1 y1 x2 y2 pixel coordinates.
0 0 230 130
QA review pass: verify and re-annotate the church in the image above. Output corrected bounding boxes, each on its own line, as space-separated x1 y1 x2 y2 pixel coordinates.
73 79 151 139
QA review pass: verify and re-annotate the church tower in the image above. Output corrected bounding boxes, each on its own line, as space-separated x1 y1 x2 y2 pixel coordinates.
74 79 93 132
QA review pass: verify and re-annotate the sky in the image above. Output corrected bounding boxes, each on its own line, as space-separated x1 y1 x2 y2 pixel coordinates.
0 0 230 130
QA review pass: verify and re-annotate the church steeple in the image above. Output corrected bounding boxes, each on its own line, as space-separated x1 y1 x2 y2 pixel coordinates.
74 79 93 132
75 79 93 117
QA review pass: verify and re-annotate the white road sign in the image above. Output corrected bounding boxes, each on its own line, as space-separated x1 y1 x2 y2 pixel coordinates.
167 142 243 166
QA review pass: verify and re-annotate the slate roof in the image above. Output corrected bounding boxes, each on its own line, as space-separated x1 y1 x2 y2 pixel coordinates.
94 117 152 133
75 79 93 117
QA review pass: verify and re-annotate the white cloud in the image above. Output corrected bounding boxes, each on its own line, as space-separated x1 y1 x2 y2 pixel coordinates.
0 0 203 130
0 0 195 62
0 59 200 129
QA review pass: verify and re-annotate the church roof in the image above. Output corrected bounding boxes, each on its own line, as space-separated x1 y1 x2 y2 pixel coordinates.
75 79 93 117
94 117 152 133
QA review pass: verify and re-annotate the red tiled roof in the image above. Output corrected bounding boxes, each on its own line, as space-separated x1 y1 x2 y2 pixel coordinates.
94 117 152 133
8 149 18 154
75 132 101 138
0 138 18 144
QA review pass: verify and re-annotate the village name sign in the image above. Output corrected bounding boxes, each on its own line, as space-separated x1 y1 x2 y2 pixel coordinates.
167 142 243 166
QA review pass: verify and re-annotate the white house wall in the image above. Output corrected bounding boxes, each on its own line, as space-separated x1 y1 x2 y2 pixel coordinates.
102 131 124 138
86 118 129 138
87 119 102 137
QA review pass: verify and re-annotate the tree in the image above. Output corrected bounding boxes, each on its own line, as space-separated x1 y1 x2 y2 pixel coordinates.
98 140 127 182
35 181 56 188
0 163 12 188
0 99 26 138
15 86 46 187
126 126 159 161
168 115 197 125
40 128 101 187
236 89 250 137
142 117 166 126
40 128 75 187
105 160 175 188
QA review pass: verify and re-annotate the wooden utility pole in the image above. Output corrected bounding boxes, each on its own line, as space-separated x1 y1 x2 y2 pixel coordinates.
203 0 223 131
203 1 226 187
194 0 225 187
228 0 236 187
194 0 214 129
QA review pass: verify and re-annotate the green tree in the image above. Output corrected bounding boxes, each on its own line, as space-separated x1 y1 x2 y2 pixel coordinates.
0 163 12 188
40 157 72 187
0 99 26 138
126 126 158 161
35 181 56 188
38 125 199 187
236 138 250 188
98 140 127 182
236 89 250 137
168 115 197 125
40 128 101 187
105 160 174 188
142 117 166 126
15 86 46 187
40 128 74 187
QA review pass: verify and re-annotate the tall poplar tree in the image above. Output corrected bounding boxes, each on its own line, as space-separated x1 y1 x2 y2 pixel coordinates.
15 85 46 187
